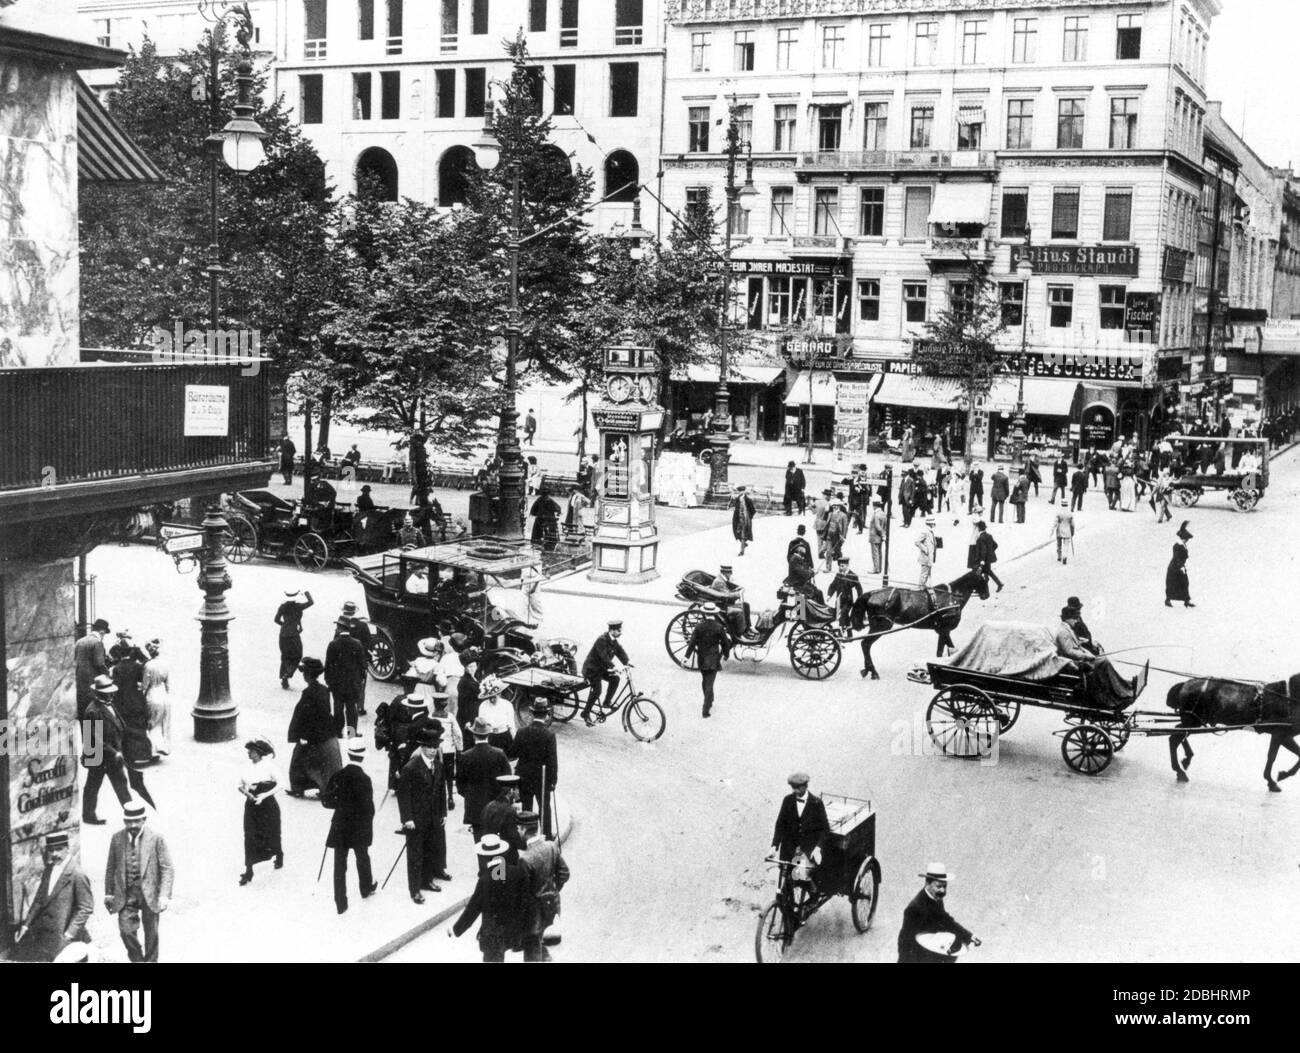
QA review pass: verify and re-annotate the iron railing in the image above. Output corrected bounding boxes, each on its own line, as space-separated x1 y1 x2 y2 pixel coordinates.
798 149 995 171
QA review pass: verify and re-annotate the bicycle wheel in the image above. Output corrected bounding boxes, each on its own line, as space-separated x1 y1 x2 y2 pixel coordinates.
755 901 791 964
622 694 665 742
850 858 879 933
664 609 702 669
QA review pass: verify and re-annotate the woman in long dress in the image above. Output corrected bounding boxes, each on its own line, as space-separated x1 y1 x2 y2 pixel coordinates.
274 590 314 690
239 736 283 885
1164 522 1195 607
529 488 562 550
142 639 170 757
731 485 756 556
112 651 157 807
286 657 342 797
1119 468 1137 512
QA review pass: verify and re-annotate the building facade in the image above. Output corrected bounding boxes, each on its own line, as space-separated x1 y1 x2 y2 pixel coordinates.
661 0 1221 460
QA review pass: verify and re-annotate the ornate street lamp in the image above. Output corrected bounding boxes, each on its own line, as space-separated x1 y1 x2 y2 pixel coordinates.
192 507 238 741
1012 224 1034 466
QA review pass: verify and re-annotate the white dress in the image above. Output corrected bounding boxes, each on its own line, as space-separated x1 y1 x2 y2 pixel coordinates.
142 656 171 755
1119 474 1137 511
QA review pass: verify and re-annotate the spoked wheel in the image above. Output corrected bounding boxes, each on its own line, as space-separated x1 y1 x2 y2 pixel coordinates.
1106 719 1131 752
623 694 666 742
665 609 703 669
366 626 398 682
789 628 841 680
1231 488 1259 512
998 699 1022 733
925 688 999 758
1061 723 1114 775
549 692 579 723
291 531 329 571
755 901 792 964
1171 486 1201 508
850 858 879 933
220 513 258 563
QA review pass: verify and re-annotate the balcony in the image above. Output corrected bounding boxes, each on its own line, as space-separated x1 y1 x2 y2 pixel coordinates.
922 236 993 264
0 358 276 525
797 150 996 175
304 38 326 60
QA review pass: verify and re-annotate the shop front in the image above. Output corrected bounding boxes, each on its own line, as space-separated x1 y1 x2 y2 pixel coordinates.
667 362 785 441
783 370 837 446
871 367 969 457
975 377 1081 461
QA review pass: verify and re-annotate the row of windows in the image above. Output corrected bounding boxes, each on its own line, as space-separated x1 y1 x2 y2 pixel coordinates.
689 13 1142 73
733 274 1149 335
685 94 1142 155
1175 9 1210 84
300 61 639 123
693 183 1137 244
304 0 621 48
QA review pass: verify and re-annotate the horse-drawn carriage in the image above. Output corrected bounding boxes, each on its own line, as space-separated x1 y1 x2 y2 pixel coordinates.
756 794 881 963
220 488 413 571
1162 434 1269 512
664 571 843 680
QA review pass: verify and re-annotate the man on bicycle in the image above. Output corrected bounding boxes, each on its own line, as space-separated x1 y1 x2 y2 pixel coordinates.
771 773 830 893
580 620 631 727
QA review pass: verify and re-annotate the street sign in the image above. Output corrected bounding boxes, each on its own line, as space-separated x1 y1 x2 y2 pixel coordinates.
159 523 196 539
163 532 204 555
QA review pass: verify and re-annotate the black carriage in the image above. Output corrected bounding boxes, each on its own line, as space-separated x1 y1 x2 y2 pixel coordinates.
343 537 549 682
755 794 881 963
1162 434 1269 512
665 570 842 680
919 622 1150 775
221 489 411 571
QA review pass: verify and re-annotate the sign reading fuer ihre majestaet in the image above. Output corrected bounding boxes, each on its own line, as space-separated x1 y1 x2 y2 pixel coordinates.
1010 244 1139 277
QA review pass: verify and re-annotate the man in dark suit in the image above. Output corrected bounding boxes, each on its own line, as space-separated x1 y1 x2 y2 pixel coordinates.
989 467 1009 523
322 738 377 914
771 772 831 882
509 700 559 838
897 864 979 963
966 464 985 514
397 727 450 903
783 461 807 515
683 603 732 718
970 520 1003 592
580 620 630 725
451 835 531 962
104 802 174 963
457 718 511 841
74 618 111 721
12 831 93 963
1070 465 1089 512
479 774 527 864
81 675 132 825
325 621 367 736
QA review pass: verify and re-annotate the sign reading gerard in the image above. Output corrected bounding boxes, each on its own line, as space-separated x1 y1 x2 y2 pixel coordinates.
183 384 230 437
1011 244 1139 277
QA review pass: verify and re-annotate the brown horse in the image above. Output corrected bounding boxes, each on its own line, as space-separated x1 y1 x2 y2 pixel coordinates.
1165 674 1300 791
848 570 990 680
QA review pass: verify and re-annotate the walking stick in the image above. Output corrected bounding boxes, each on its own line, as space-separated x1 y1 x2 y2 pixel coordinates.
382 835 408 890
316 840 329 884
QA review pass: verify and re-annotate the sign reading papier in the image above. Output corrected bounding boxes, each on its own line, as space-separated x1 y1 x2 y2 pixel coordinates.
184 385 230 436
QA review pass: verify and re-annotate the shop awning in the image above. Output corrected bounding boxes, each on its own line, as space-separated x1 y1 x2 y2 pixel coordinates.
76 76 165 184
927 182 991 225
784 371 838 407
675 363 784 384
874 373 966 409
980 378 1079 416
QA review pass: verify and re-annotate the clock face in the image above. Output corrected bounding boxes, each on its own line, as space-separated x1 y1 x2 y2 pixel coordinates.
606 375 633 403
636 375 656 403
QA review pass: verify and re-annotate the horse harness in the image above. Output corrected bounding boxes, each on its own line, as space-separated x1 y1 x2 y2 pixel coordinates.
867 585 961 635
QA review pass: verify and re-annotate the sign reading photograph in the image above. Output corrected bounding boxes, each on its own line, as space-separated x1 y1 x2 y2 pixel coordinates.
1011 244 1139 276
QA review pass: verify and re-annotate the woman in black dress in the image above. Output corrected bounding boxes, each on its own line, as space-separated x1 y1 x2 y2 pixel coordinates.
111 652 157 806
529 487 562 550
286 657 341 796
239 736 283 885
1164 521 1195 607
274 589 314 689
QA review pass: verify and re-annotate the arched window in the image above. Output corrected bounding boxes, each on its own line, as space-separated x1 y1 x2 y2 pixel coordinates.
539 144 571 176
438 145 476 207
356 147 398 202
604 150 639 202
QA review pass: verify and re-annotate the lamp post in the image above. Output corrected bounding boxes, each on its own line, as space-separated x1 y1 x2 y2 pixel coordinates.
710 103 758 496
192 507 238 741
1012 224 1033 466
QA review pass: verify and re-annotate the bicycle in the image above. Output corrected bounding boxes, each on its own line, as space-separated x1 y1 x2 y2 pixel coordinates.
543 664 666 742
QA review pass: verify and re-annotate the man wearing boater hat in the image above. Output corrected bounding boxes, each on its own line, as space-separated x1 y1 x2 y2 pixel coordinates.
104 800 174 963
480 774 528 864
450 835 530 962
397 726 451 904
897 863 979 963
322 738 377 914
11 831 93 962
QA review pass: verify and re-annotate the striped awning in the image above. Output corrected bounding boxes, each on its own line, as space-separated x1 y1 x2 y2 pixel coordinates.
76 76 164 184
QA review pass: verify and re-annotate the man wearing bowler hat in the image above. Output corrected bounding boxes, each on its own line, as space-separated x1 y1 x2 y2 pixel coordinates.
458 717 511 841
509 699 559 838
684 602 732 719
580 620 631 726
12 831 93 963
397 726 450 904
75 617 113 720
897 863 979 963
771 773 830 890
322 738 377 914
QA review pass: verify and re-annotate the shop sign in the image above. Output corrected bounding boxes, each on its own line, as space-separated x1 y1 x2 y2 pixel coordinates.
781 333 852 364
593 408 643 432
1162 246 1195 283
1213 355 1228 373
996 351 1143 382
1081 406 1116 447
715 257 850 279
1010 244 1139 276
1124 292 1160 335
1233 377 1260 396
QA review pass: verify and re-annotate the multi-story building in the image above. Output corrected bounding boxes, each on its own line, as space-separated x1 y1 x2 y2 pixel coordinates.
1272 172 1300 321
662 0 1220 459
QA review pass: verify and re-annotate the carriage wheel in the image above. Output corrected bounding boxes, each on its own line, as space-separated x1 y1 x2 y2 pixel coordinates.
291 531 329 572
664 609 703 669
549 693 579 723
755 901 792 964
926 688 999 758
1107 719 1132 752
366 626 398 682
1061 724 1114 775
220 513 258 563
623 694 666 742
1231 488 1259 512
998 699 1022 734
850 858 879 933
789 628 841 680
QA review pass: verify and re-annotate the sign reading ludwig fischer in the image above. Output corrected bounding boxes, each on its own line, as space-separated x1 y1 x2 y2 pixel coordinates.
1010 244 1139 277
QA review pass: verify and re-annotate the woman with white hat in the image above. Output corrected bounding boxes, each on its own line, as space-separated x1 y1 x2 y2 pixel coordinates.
274 589 314 690
238 736 283 885
475 675 515 752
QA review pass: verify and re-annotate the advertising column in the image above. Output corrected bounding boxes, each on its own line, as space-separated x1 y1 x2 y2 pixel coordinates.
833 378 875 474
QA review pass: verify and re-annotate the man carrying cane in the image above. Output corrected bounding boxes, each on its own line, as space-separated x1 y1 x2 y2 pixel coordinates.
321 738 376 915
396 726 450 904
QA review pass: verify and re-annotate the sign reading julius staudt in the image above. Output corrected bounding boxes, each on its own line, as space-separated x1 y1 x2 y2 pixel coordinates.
1011 244 1139 277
